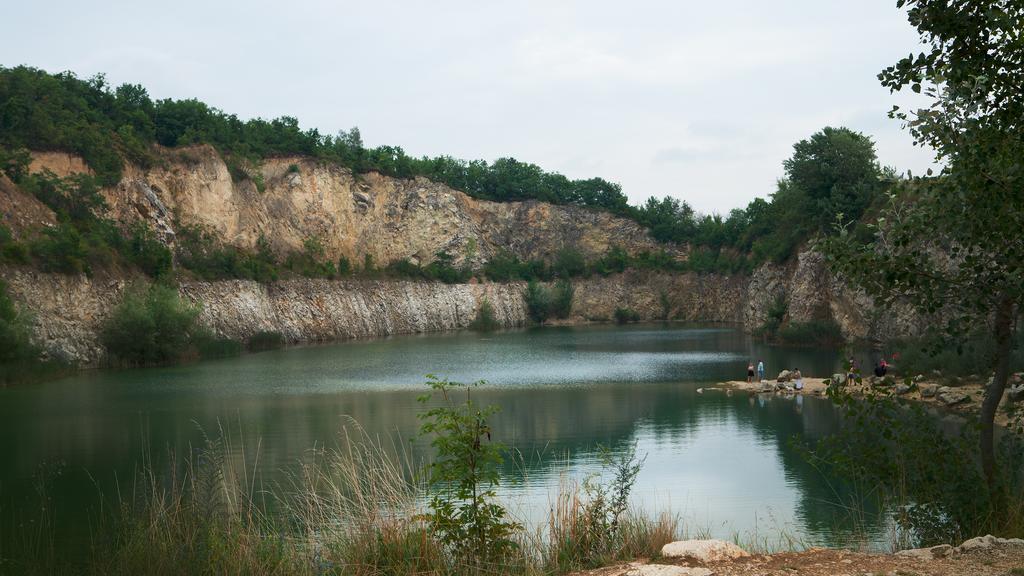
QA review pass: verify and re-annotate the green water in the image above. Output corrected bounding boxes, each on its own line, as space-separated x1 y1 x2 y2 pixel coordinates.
0 324 884 549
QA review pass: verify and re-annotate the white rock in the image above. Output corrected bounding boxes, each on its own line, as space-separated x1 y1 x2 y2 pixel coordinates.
660 539 750 562
895 544 952 559
958 534 997 551
626 566 713 576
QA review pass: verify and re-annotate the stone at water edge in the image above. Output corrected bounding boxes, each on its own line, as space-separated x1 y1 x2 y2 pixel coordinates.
895 544 953 559
777 370 791 382
660 539 750 562
831 373 847 386
957 534 1024 552
895 383 912 395
919 384 938 398
625 565 713 576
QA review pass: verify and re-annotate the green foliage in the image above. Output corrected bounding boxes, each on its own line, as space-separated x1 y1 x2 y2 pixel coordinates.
284 237 336 279
777 319 844 346
554 247 588 279
125 223 172 279
524 281 552 323
891 330 1024 380
100 284 204 366
755 295 788 339
416 376 521 567
175 224 279 282
546 444 647 572
802 392 1024 546
336 256 352 276
826 0 1024 492
0 280 38 363
247 330 286 352
658 290 672 321
0 66 889 268
286 163 300 174
483 251 550 282
468 299 499 332
614 308 641 324
192 332 243 359
0 145 31 181
0 222 29 264
550 279 574 320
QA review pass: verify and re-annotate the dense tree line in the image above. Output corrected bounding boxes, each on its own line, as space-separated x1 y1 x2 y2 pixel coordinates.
0 66 889 270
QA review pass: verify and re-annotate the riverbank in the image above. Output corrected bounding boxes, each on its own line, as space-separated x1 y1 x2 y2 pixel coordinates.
714 372 1024 427
577 535 1024 575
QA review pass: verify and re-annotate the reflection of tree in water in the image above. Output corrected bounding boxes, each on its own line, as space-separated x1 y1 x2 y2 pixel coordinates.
1 377 883 550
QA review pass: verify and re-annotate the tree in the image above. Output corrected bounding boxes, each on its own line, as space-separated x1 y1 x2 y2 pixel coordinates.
825 0 1024 495
784 127 883 232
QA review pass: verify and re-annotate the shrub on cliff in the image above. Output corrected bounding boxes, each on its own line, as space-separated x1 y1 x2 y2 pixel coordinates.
469 299 499 332
524 281 551 323
614 308 641 324
0 281 37 366
247 330 286 352
101 284 204 366
777 319 844 346
550 280 574 319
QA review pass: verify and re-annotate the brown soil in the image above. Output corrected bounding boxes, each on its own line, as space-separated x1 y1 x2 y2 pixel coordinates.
575 546 1024 575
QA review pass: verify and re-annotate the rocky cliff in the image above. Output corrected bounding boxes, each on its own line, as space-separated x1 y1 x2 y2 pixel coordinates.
21 146 682 268
1 148 921 366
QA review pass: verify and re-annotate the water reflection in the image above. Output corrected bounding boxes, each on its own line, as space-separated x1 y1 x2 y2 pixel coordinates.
0 324 885 549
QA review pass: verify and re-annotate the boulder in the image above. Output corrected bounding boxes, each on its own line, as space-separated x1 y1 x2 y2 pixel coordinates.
938 390 970 406
895 383 912 395
777 370 791 382
920 384 938 398
626 566 713 576
660 539 750 563
831 373 847 386
1008 385 1024 403
896 544 953 560
914 374 925 382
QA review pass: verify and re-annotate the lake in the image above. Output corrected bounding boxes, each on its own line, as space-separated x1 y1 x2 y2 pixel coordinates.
0 324 886 551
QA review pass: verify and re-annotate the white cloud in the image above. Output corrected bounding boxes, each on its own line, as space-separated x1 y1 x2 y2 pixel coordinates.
0 0 937 213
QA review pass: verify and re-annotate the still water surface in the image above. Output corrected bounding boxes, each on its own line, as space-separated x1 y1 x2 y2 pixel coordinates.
0 324 884 548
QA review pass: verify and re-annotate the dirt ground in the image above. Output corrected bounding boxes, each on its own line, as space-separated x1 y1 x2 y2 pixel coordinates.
574 546 1024 575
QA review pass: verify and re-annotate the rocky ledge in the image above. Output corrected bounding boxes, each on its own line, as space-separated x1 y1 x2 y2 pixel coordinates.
577 535 1024 575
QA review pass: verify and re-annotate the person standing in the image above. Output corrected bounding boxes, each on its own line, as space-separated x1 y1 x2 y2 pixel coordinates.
747 362 755 383
794 368 804 391
757 360 765 382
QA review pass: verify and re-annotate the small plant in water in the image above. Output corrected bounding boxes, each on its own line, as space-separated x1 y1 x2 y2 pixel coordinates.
417 375 521 569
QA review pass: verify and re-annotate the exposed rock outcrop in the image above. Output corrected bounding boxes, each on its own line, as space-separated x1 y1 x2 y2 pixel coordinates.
2 148 930 365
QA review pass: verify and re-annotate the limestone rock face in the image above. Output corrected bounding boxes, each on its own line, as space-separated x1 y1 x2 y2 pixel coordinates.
660 539 750 563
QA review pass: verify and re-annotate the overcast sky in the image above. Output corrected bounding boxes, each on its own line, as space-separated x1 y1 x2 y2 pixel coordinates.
2 0 938 214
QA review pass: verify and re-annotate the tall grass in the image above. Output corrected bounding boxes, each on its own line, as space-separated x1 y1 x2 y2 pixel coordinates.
1 425 679 575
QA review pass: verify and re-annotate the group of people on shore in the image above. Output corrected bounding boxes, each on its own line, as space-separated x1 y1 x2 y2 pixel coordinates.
746 360 803 390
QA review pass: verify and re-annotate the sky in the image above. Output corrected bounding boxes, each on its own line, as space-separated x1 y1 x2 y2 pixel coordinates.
1 0 939 214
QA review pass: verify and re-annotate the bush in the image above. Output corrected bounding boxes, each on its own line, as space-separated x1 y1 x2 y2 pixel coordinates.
546 444 656 572
524 280 551 323
0 223 29 264
614 307 641 324
193 332 243 359
550 279 574 319
890 330 1024 379
417 377 521 567
285 237 336 278
247 330 286 352
125 223 172 279
468 299 499 332
754 295 788 340
100 284 204 366
777 319 844 346
802 392 1024 547
554 247 588 278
